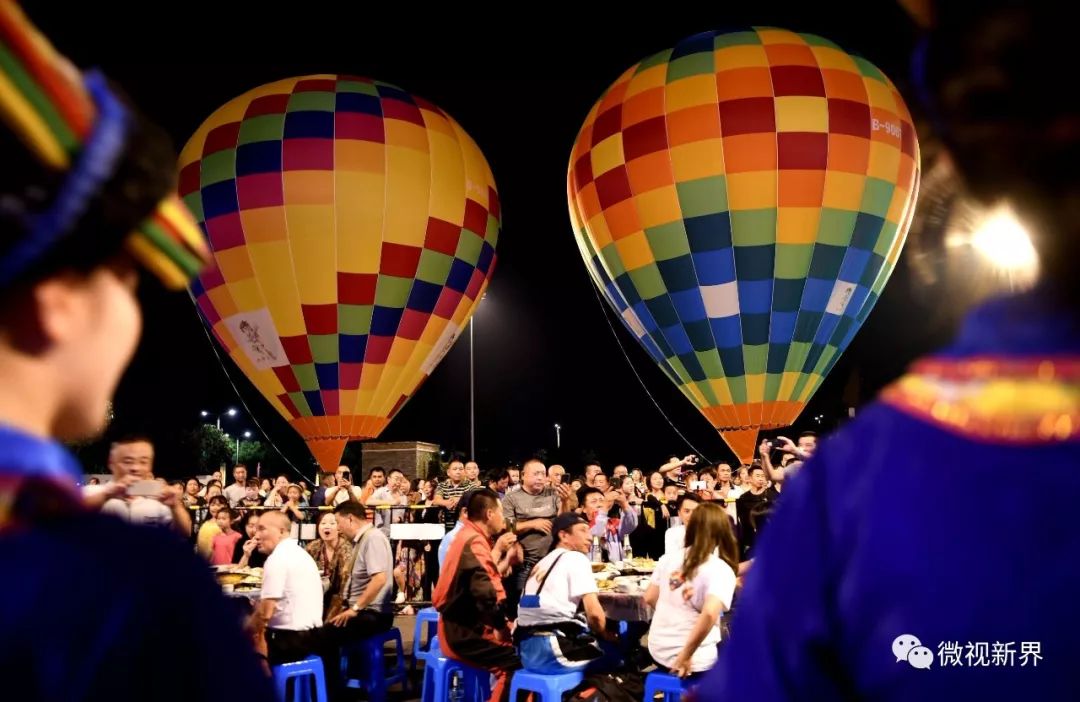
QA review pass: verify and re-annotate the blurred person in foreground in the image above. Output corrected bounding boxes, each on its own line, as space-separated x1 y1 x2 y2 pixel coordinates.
701 3 1080 700
0 3 273 698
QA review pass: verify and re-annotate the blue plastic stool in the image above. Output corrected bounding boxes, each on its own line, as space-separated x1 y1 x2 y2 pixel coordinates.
271 656 328 702
341 627 409 702
412 606 440 669
644 672 688 702
420 636 492 702
510 669 584 702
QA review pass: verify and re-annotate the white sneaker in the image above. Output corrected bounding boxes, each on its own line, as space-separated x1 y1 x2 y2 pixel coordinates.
394 591 405 604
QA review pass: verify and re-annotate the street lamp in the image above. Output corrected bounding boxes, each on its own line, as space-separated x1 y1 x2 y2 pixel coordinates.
224 430 252 465
468 293 488 462
469 320 475 461
554 423 561 449
201 407 238 430
235 430 252 464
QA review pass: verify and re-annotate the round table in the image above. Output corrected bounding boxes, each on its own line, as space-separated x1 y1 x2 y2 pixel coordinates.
597 590 652 621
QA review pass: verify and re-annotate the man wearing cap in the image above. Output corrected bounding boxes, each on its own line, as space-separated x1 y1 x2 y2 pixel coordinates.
0 3 272 698
515 512 618 675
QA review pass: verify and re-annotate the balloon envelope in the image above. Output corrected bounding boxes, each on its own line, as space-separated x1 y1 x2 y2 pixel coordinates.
568 29 919 461
180 75 500 470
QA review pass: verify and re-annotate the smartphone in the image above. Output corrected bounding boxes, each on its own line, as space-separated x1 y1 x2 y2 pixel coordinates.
340 470 351 482
690 480 707 491
127 480 164 499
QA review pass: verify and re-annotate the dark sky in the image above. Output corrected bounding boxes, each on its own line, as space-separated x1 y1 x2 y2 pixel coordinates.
30 3 958 478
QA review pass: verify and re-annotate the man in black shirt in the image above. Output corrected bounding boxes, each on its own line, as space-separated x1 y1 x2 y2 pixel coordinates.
735 466 780 561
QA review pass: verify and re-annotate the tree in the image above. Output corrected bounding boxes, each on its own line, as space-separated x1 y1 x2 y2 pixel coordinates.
183 425 231 475
237 439 265 466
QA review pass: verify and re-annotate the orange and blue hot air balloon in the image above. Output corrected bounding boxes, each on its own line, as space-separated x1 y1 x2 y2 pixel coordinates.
179 76 499 471
568 29 920 461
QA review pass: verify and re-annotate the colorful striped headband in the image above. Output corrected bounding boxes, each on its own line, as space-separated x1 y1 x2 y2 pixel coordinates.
0 0 210 289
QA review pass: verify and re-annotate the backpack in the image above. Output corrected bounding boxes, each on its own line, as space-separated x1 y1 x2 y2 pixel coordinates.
563 670 646 702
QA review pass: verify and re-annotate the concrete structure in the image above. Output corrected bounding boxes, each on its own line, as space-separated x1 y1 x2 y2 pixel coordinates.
360 441 441 483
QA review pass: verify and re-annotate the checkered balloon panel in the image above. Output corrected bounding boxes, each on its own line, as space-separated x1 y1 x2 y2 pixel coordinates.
568 30 919 460
180 76 499 468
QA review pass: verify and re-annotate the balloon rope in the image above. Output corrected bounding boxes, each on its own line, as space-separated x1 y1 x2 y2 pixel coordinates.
190 295 310 482
586 278 716 463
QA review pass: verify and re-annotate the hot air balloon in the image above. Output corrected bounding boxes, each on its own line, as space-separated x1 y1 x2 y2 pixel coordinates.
179 76 500 471
568 29 919 461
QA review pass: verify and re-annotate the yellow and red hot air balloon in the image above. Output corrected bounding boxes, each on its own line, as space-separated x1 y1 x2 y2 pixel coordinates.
180 76 500 471
568 29 919 462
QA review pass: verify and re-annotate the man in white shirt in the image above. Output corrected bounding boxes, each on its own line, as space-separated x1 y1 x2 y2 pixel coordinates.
252 511 324 664
85 436 191 536
325 465 365 506
516 513 617 674
366 468 409 537
714 463 744 523
223 464 248 507
665 493 702 557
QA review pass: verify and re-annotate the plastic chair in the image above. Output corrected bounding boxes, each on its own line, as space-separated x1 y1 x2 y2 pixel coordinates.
509 669 585 702
412 606 440 669
341 627 409 701
420 636 492 702
271 655 328 702
644 671 688 702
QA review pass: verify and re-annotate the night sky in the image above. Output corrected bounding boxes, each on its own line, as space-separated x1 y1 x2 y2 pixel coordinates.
29 3 960 479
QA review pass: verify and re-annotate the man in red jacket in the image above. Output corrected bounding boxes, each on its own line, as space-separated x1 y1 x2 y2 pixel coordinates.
434 488 523 702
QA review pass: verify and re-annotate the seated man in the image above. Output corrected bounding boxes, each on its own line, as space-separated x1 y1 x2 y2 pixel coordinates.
516 513 618 674
251 511 324 664
579 487 638 562
326 501 395 639
434 488 522 702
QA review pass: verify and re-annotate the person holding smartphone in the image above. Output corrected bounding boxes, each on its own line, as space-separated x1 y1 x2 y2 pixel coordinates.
326 465 363 506
84 435 191 536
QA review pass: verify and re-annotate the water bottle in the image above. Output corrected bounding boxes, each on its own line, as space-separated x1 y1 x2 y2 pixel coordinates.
623 535 634 563
592 536 602 563
449 670 464 702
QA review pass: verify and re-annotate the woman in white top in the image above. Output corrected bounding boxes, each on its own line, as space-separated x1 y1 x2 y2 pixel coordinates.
644 502 738 680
